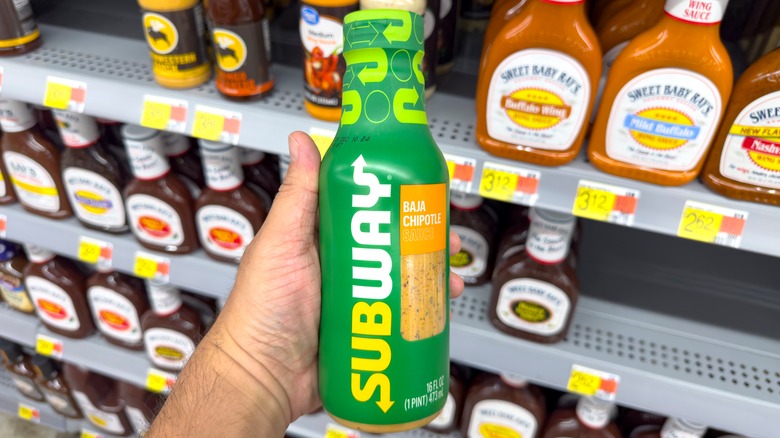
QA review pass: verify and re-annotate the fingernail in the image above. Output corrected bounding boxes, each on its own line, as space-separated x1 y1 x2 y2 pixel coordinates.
289 134 300 161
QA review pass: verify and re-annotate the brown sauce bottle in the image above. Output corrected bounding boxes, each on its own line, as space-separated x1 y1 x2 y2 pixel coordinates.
141 281 202 372
0 99 72 219
23 244 95 339
450 192 497 286
30 355 82 419
162 132 205 191
239 147 278 210
63 364 133 436
494 206 530 272
426 364 466 434
461 373 546 438
490 208 579 344
630 418 707 438
541 396 620 438
0 0 42 56
195 140 266 263
87 267 149 351
0 339 44 401
0 131 17 205
118 381 159 436
0 240 34 314
96 118 133 177
619 408 665 437
122 125 199 254
56 110 129 234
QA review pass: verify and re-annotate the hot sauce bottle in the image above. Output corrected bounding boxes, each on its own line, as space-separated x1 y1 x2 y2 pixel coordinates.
87 267 149 351
0 240 34 314
461 373 546 438
0 339 44 401
0 0 42 56
141 281 202 372
31 355 83 419
476 0 602 166
0 99 73 219
589 0 733 186
541 396 620 438
122 125 199 255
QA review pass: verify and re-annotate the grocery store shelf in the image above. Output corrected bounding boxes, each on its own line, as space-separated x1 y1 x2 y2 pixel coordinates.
0 303 39 348
287 411 458 438
0 368 78 433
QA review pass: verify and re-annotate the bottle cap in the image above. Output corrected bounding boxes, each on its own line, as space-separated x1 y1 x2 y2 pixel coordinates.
576 397 614 429
121 124 159 141
146 280 183 316
162 132 192 157
343 10 423 53
499 373 528 387
239 148 265 166
23 244 56 263
450 191 483 210
662 418 708 437
0 99 37 132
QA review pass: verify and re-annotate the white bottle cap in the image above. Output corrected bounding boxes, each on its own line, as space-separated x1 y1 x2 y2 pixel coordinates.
575 397 614 429
146 280 183 316
23 244 56 263
661 418 708 438
499 373 529 387
450 191 483 210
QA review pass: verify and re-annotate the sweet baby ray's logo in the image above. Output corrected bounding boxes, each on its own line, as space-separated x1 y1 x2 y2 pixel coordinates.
74 190 112 215
213 29 247 72
624 107 700 150
501 88 572 130
143 13 178 55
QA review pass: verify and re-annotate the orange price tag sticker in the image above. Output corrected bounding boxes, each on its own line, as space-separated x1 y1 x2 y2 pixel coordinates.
443 153 477 193
325 423 360 438
567 365 620 401
0 213 6 238
141 95 188 133
572 180 639 226
309 127 337 159
146 368 178 394
78 236 113 270
133 251 170 283
18 403 40 423
191 105 241 144
35 333 63 359
43 76 87 112
479 161 540 206
677 201 748 248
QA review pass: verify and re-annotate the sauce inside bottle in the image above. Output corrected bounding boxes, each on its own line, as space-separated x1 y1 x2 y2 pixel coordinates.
541 396 620 438
141 281 202 372
0 240 34 314
619 408 666 437
0 130 17 205
461 373 546 438
0 99 73 219
87 267 149 351
239 148 278 209
0 0 42 56
31 355 83 419
63 364 133 436
123 125 200 255
450 191 497 286
0 339 44 401
118 381 159 436
162 132 205 191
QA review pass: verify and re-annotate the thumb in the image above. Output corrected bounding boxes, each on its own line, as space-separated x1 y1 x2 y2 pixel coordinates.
259 132 321 243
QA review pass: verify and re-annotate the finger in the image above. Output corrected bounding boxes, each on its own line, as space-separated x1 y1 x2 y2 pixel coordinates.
450 271 464 298
449 230 461 256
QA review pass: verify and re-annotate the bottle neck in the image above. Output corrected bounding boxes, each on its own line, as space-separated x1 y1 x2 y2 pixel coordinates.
0 99 37 133
126 134 172 180
663 0 726 26
575 397 613 430
661 418 707 437
162 132 192 157
201 143 245 191
53 111 101 148
525 209 575 265
529 0 587 16
147 281 184 316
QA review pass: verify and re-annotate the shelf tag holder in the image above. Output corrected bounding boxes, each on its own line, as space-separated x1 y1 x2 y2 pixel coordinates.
567 364 620 402
77 236 113 271
18 403 40 423
443 153 477 193
325 423 360 438
146 368 177 394
479 161 540 206
133 251 170 283
43 76 87 112
141 95 188 133
191 105 242 145
677 201 748 248
572 180 639 226
309 127 337 159
35 333 63 359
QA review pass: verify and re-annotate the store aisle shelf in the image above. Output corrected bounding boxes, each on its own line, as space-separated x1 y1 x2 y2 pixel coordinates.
0 368 79 433
0 25 779 258
0 304 39 347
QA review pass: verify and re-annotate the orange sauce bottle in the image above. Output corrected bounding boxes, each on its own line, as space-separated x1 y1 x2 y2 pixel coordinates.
589 0 733 186
593 0 632 29
476 0 601 166
482 0 527 61
702 48 780 205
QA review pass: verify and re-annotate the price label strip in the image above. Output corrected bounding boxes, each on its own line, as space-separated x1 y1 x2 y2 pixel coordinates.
134 251 171 283
77 236 113 270
43 76 87 112
18 403 40 423
146 368 178 394
141 95 188 133
677 201 748 248
81 428 104 438
443 153 477 193
325 423 360 438
310 127 337 159
191 105 242 144
479 161 540 206
35 333 63 359
567 364 620 402
572 180 640 226
0 213 6 238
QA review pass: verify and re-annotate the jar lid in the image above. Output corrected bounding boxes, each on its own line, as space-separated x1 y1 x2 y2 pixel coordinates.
121 124 159 141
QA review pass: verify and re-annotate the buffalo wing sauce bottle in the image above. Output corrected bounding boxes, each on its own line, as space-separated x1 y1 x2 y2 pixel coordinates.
541 396 620 438
195 140 266 263
490 208 578 344
702 48 780 205
0 339 44 401
461 373 546 438
141 281 202 372
631 417 707 438
450 192 497 286
589 0 733 186
31 355 83 419
0 241 34 314
0 99 72 219
23 245 94 339
476 0 602 166
122 125 199 254
87 267 149 351
56 110 129 234
63 364 133 437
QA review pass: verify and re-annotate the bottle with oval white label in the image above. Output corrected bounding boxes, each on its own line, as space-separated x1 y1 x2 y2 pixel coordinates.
490 208 579 344
461 373 546 438
541 396 620 438
87 267 149 351
450 192 497 286
141 281 202 371
589 0 733 186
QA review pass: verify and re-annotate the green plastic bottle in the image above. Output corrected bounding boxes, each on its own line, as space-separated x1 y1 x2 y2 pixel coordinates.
319 9 451 433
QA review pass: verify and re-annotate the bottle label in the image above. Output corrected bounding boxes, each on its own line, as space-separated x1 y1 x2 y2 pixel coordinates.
142 6 210 83
486 49 591 151
87 286 143 344
196 205 255 259
26 276 81 331
496 278 571 336
467 399 538 438
526 211 575 264
0 99 36 132
0 0 38 49
576 397 612 429
12 375 42 399
126 405 150 435
126 194 185 246
719 91 780 189
665 0 726 24
41 388 80 417
428 393 456 430
605 68 722 171
52 111 100 147
144 327 196 370
72 391 127 435
450 225 489 281
201 146 243 190
212 22 273 97
300 4 352 108
63 168 126 228
3 151 60 212
0 273 34 312
125 138 170 180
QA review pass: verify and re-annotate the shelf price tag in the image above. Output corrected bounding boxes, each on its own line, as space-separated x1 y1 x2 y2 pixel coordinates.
133 251 170 283
191 105 242 144
479 161 540 206
309 127 337 159
567 365 620 401
36 333 64 359
81 428 104 438
0 213 6 238
572 180 639 226
43 76 87 112
18 403 40 423
677 201 748 248
325 423 360 438
141 95 188 133
443 153 477 193
77 236 113 270
146 368 177 394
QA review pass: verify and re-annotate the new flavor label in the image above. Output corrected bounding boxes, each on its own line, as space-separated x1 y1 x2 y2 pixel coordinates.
572 180 639 226
43 76 87 112
443 153 476 193
191 105 242 144
479 161 540 206
677 201 747 248
567 364 620 401
141 95 188 133
400 183 447 256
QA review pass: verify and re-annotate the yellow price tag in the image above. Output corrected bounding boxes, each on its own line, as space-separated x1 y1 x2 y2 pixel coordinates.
134 256 158 279
78 239 101 264
81 429 102 438
573 187 617 222
192 111 225 141
35 334 63 358
44 81 72 109
678 207 723 243
480 168 518 202
146 368 176 394
325 424 359 438
134 251 170 282
446 161 456 180
141 100 173 130
567 365 619 401
567 369 602 396
18 404 39 423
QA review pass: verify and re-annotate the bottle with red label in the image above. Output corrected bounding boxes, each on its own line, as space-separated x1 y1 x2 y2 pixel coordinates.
87 267 149 351
55 110 130 234
490 208 579 344
31 355 83 419
63 364 133 437
541 396 620 438
0 240 34 314
122 125 200 255
0 339 45 401
195 140 267 264
0 99 73 219
461 373 547 438
141 281 202 371
23 245 94 339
